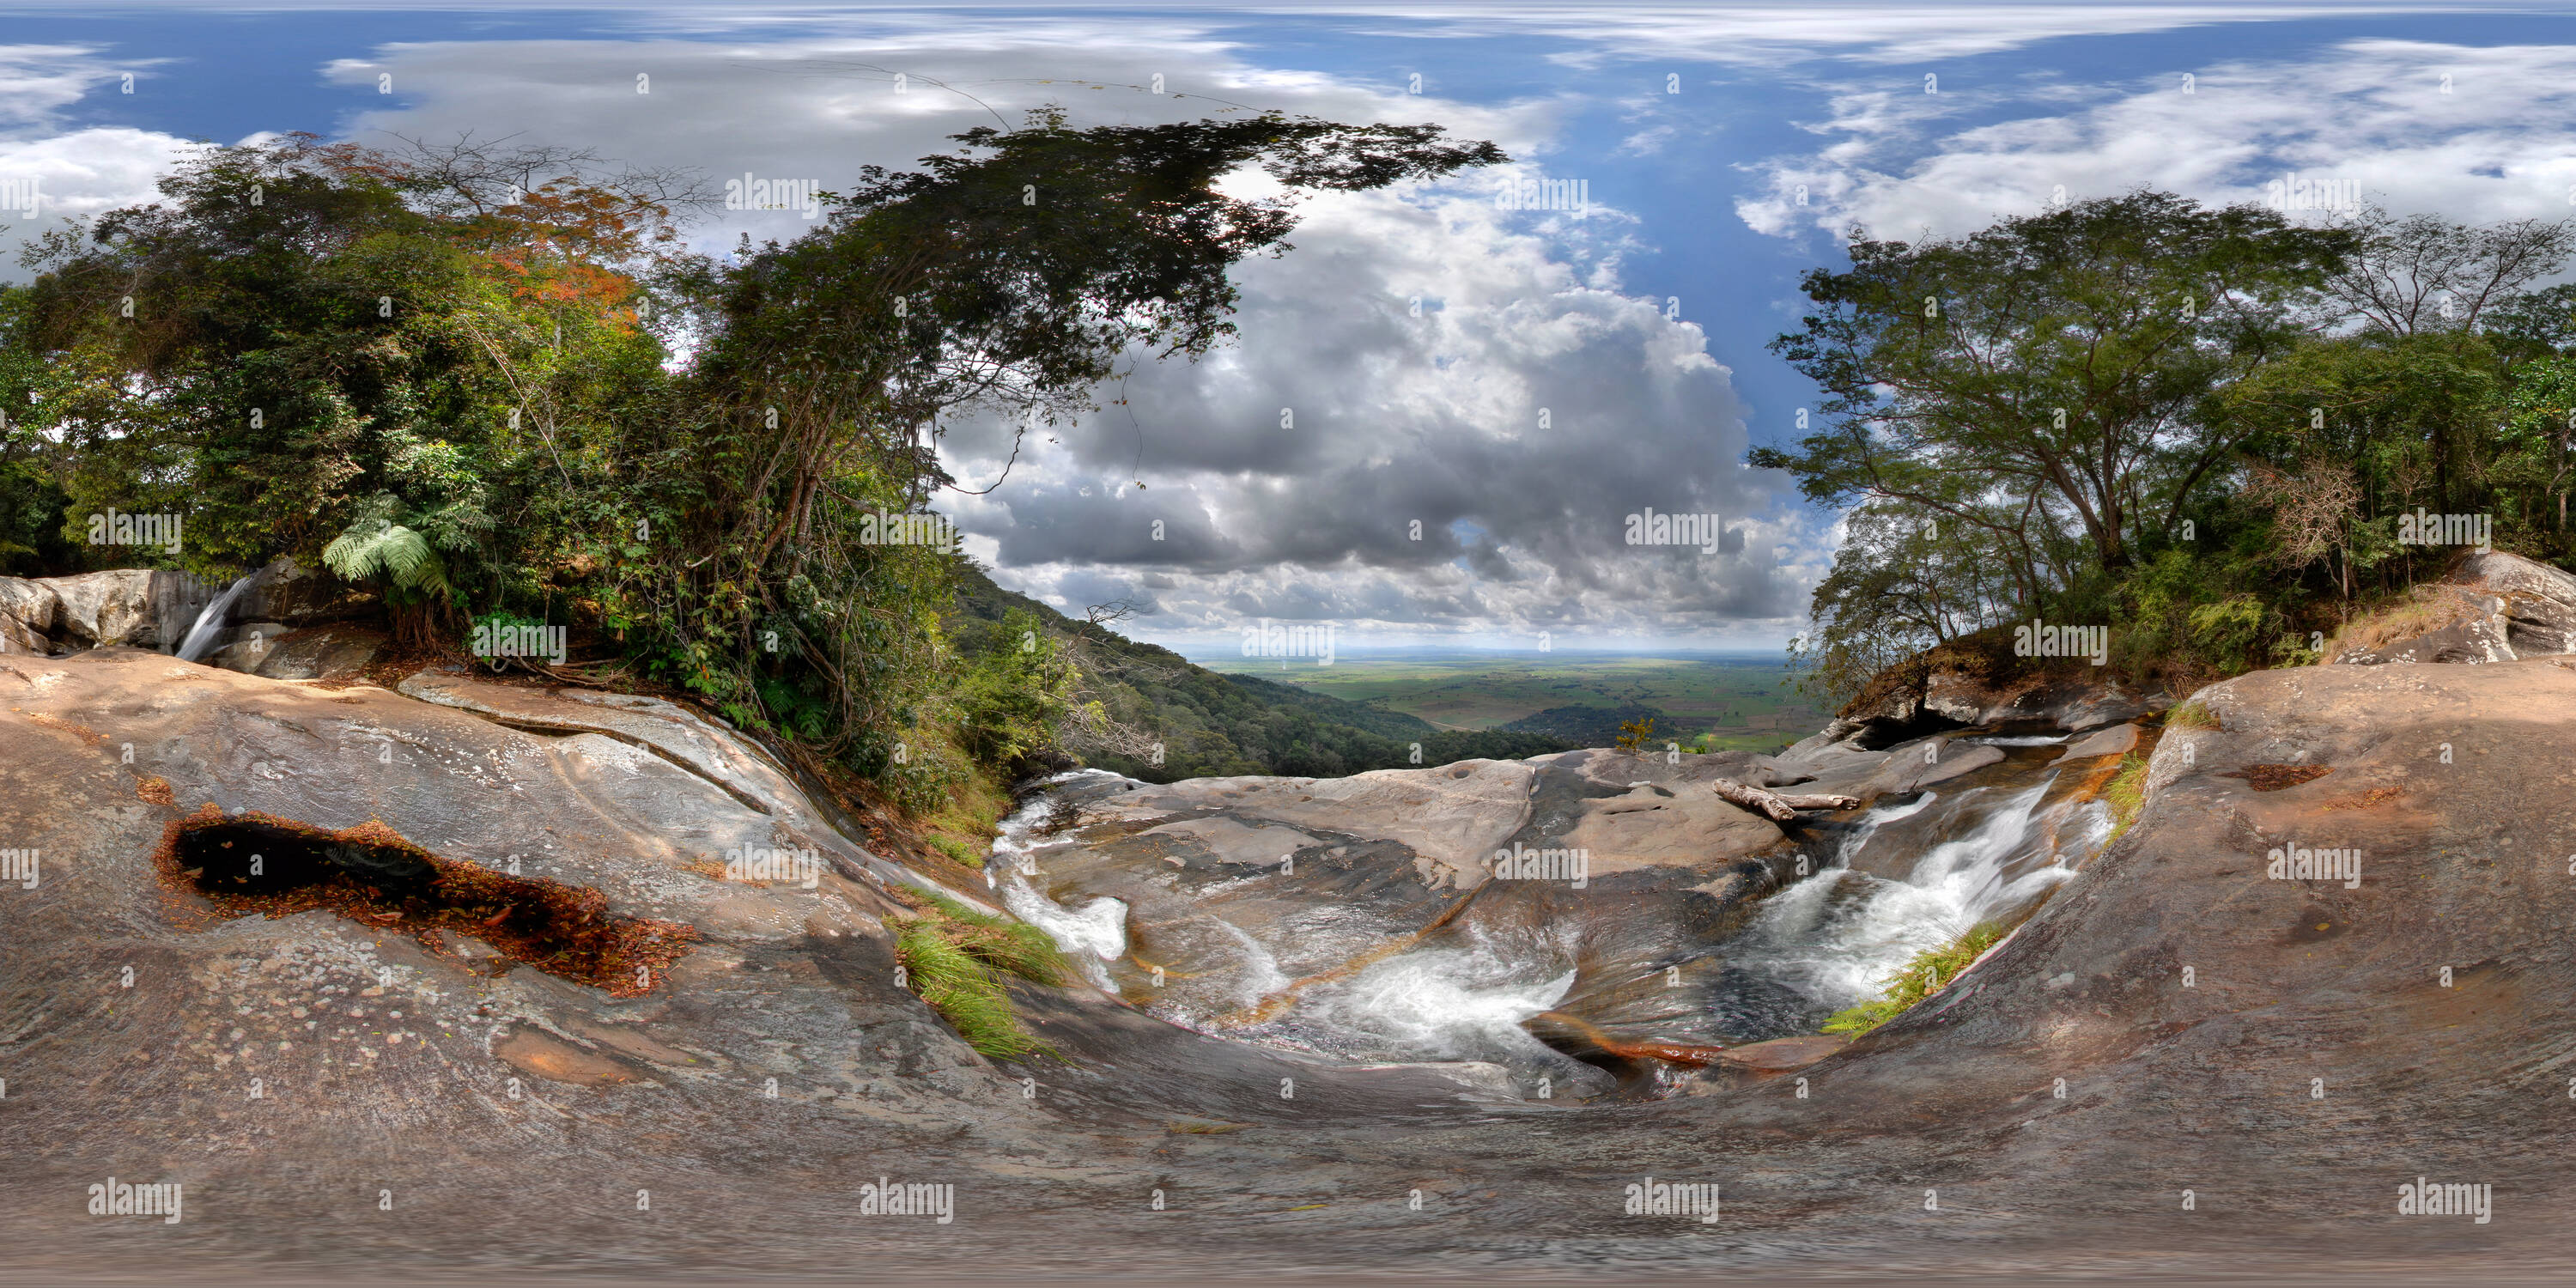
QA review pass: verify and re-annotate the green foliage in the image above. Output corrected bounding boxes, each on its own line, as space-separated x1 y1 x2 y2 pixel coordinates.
1820 921 2008 1038
323 506 454 600
3 116 1504 817
1762 191 2576 695
1613 714 1659 752
895 920 1046 1060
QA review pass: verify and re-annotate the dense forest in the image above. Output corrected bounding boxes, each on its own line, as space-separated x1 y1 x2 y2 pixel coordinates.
1756 191 2576 707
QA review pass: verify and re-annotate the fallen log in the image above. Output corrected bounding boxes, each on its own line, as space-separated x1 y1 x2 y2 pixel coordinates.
1711 777 1860 823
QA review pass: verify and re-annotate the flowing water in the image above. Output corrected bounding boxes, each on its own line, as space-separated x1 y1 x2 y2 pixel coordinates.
994 745 2112 1096
175 574 258 664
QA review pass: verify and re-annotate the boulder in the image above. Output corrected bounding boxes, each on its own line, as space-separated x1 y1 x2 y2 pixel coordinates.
2057 721 2139 760
45 568 158 647
246 623 386 681
2337 550 2576 665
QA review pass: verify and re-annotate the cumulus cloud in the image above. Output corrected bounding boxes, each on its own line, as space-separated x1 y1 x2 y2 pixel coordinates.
1739 39 2576 244
937 183 1811 649
0 46 199 275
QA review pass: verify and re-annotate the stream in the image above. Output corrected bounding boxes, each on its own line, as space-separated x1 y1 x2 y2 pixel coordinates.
992 738 2111 1098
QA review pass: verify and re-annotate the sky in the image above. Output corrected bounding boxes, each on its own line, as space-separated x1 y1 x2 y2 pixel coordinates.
4 1 2575 658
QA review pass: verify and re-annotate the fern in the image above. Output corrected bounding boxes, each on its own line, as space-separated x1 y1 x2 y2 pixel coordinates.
323 519 453 599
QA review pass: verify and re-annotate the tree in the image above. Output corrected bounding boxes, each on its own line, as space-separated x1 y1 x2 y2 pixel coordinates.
1755 191 2355 579
2321 207 2576 337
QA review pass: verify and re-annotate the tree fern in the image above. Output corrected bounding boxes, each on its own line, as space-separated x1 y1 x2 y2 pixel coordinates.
322 519 453 599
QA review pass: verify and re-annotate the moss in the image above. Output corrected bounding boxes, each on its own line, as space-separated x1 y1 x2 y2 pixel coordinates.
1820 921 2008 1038
2167 699 2221 731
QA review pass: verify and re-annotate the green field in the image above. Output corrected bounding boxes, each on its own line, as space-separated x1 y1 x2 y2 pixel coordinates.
1194 651 1829 753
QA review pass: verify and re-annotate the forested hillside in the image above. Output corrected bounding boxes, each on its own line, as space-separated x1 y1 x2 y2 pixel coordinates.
951 565 1570 781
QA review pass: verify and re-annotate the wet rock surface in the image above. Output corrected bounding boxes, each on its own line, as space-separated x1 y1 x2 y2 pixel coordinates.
5 648 2574 1278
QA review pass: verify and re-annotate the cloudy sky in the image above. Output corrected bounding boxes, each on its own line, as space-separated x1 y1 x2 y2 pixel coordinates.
4 1 2573 656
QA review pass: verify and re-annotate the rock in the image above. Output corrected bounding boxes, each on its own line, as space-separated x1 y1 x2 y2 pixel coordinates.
1712 1033 1847 1074
0 575 61 637
1837 738 2004 799
2057 722 2139 760
208 623 292 673
233 556 360 628
1097 757 1535 883
6 648 2574 1276
2337 551 2576 665
247 623 384 681
1837 633 2170 747
43 569 159 647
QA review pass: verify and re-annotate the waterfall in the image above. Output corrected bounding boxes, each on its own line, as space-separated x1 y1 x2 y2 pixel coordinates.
175 574 257 664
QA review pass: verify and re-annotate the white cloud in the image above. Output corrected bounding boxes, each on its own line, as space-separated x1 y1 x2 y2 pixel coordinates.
1741 39 2576 244
0 46 200 276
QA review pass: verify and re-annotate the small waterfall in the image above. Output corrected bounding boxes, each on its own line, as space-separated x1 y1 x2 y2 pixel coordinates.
1735 776 2083 1014
175 574 257 664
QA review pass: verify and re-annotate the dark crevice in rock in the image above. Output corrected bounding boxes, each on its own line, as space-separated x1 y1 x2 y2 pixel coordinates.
155 805 697 997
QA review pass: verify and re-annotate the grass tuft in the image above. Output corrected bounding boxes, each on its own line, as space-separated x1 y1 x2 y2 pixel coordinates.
1820 921 2008 1038
2099 750 2152 845
2166 699 2221 731
890 889 1075 1059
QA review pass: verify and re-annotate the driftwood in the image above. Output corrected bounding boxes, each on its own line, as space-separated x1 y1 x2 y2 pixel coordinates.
1711 777 1860 823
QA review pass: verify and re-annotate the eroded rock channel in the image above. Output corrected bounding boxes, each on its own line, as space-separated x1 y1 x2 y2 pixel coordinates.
8 645 2576 1279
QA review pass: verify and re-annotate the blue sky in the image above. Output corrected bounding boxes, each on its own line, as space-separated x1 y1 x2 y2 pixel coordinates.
7 2 2575 656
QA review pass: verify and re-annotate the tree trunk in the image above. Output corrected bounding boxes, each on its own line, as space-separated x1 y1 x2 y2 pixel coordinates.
1711 778 1861 823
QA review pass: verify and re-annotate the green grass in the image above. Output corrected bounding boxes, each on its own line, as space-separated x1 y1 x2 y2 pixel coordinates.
893 891 1074 1060
1820 921 2008 1038
2100 750 2152 845
927 834 984 869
